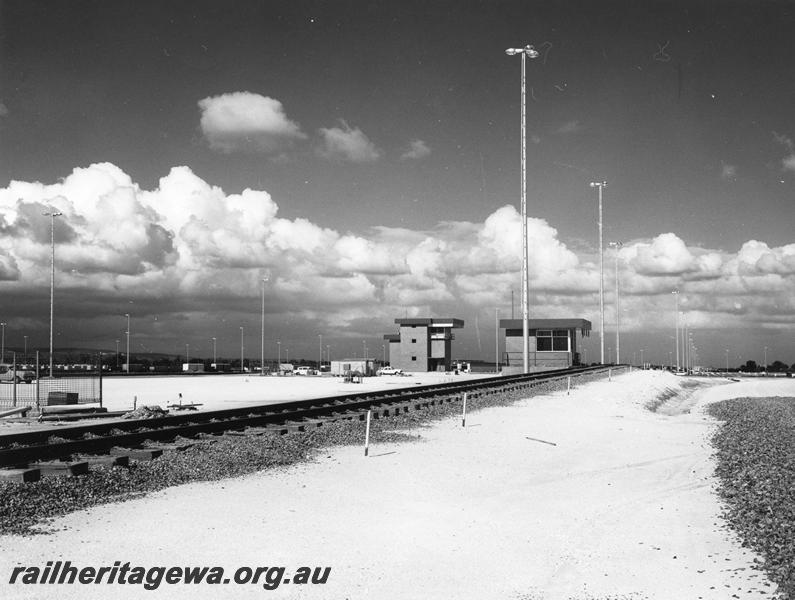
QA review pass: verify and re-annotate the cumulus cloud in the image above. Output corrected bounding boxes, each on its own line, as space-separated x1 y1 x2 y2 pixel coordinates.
317 121 381 163
401 139 431 160
629 233 696 276
198 92 306 154
2 163 795 357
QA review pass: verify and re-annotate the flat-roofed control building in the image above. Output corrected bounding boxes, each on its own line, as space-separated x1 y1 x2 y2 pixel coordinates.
500 318 592 374
384 318 464 372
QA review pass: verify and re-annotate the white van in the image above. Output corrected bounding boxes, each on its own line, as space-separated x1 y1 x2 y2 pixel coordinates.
294 366 314 376
0 364 35 384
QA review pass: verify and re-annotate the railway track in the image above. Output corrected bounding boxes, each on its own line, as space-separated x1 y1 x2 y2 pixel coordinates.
0 365 623 479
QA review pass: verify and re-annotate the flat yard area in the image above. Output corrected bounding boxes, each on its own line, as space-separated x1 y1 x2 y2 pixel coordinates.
1 371 792 599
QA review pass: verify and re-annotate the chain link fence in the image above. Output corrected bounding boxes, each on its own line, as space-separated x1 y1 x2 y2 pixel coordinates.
0 352 102 411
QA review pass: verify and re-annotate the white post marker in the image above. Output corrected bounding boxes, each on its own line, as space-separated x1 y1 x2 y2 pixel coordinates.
567 376 571 395
609 368 612 381
364 409 372 457
461 392 468 427
133 395 137 410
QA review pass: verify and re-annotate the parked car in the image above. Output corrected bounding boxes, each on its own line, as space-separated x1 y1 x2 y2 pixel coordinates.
377 366 403 376
0 364 35 384
294 366 315 376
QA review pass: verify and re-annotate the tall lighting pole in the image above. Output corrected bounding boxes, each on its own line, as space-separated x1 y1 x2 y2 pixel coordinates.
43 210 62 377
495 307 500 373
608 241 622 364
239 326 244 373
124 313 130 374
319 334 323 370
212 337 217 369
589 182 607 364
0 322 5 363
506 44 539 374
260 278 268 377
672 290 680 371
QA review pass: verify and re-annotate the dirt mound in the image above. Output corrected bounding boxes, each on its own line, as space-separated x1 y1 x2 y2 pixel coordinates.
122 405 169 419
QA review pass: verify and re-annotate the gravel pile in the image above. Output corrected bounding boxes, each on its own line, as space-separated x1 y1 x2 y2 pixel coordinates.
708 397 795 599
122 405 169 419
0 372 600 537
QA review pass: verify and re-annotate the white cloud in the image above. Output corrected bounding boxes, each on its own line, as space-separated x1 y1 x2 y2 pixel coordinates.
401 139 431 160
317 121 381 163
629 233 696 276
0 102 8 117
2 163 795 357
198 92 306 154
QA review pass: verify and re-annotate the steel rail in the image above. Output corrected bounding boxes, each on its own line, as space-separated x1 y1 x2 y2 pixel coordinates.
0 365 619 468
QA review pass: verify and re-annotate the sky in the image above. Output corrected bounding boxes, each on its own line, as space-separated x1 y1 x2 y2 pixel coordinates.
1 0 795 368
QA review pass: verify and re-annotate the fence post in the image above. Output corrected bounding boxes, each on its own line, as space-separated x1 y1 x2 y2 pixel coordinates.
364 409 372 456
461 392 468 427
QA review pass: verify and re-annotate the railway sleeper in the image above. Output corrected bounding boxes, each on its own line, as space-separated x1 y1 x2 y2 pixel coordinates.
0 467 41 483
29 460 89 478
75 454 131 469
109 447 164 461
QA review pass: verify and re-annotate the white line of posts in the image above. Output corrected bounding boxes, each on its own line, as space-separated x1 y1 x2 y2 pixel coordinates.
505 44 539 374
589 182 607 364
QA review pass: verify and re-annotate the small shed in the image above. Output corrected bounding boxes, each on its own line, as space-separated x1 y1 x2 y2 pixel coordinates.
500 318 591 374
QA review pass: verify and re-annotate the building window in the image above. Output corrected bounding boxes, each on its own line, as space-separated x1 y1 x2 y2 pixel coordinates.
411 356 417 361
536 329 569 352
411 338 416 343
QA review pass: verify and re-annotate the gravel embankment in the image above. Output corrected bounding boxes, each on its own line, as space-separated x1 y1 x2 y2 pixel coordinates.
708 397 795 599
0 373 594 537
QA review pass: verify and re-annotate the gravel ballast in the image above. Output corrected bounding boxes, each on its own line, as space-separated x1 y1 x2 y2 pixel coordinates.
708 396 795 599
